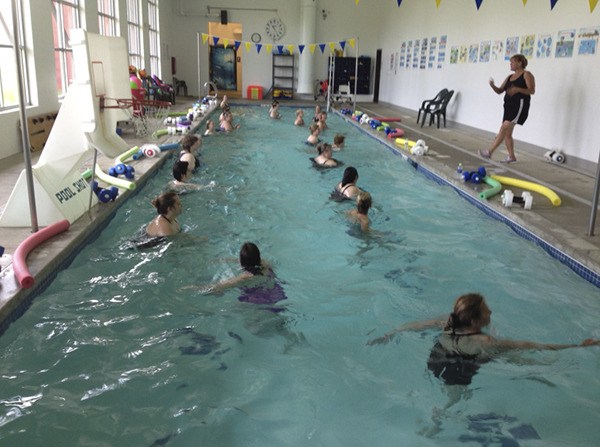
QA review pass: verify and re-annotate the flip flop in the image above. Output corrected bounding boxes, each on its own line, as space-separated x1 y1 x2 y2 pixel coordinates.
479 149 491 159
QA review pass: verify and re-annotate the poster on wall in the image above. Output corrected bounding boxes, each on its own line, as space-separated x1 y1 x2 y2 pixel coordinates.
437 35 447 69
406 41 413 68
469 44 479 63
413 40 420 69
399 42 406 68
450 46 459 64
505 36 520 60
555 29 575 58
389 52 395 73
209 46 237 90
520 34 535 57
479 41 491 63
577 27 600 56
420 38 428 69
536 34 553 58
492 40 503 60
428 37 437 69
459 45 468 63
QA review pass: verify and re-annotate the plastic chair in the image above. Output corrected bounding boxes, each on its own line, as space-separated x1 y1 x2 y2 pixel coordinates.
173 77 188 96
335 83 352 103
417 88 448 124
421 90 454 128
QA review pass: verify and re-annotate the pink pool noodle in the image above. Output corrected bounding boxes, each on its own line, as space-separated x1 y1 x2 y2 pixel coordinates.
13 219 70 289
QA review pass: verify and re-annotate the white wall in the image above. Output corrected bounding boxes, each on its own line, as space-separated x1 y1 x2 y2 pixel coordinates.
377 0 600 164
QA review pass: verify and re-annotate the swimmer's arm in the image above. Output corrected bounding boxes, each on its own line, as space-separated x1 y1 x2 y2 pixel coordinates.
181 272 252 294
367 315 448 346
491 338 599 352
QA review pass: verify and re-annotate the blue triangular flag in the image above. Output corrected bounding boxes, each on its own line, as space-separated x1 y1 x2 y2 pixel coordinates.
475 0 483 9
234 40 241 51
397 0 402 5
212 36 220 46
298 44 305 54
339 41 346 50
277 45 284 54
550 0 559 9
319 43 326 53
256 44 262 53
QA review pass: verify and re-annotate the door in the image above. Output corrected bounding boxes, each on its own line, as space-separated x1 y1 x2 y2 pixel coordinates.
373 49 382 103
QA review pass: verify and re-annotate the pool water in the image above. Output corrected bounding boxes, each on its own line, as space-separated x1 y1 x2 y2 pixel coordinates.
1 106 599 446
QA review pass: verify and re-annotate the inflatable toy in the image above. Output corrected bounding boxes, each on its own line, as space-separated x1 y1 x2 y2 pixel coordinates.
13 219 70 289
490 175 561 206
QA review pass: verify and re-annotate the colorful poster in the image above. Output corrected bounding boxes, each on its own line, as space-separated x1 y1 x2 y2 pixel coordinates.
450 46 459 64
437 35 447 69
469 44 479 63
479 41 491 63
536 34 553 58
555 29 575 58
389 52 395 72
395 52 398 74
428 37 437 69
459 45 468 63
505 36 519 60
406 41 413 68
578 27 600 56
399 42 406 68
492 40 503 61
520 34 535 57
413 39 420 69
420 38 428 69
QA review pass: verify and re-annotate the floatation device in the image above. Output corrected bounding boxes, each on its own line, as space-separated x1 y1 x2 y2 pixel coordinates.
116 146 140 164
544 150 565 164
359 114 370 125
371 117 402 122
490 175 561 206
109 163 135 180
395 137 417 150
159 142 180 152
13 219 70 289
91 180 119 203
411 139 429 155
387 128 405 139
94 164 136 191
141 144 160 158
479 175 502 200
341 108 353 115
502 190 533 210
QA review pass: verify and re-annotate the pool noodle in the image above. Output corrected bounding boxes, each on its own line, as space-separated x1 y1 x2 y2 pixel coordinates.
490 175 561 206
13 219 70 289
159 143 180 152
479 176 502 200
153 129 168 138
372 117 402 122
395 137 417 149
94 164 136 190
116 146 140 164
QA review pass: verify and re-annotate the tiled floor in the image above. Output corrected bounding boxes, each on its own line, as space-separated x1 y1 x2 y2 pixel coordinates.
1 97 599 333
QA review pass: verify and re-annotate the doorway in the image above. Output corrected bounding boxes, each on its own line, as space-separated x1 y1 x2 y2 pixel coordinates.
208 22 243 98
373 49 382 103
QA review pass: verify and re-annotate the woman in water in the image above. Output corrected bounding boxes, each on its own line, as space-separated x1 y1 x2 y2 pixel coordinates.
146 192 182 237
334 166 362 200
368 293 599 386
179 134 201 172
311 143 338 168
346 192 372 232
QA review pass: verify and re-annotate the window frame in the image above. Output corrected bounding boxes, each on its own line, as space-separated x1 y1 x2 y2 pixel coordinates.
147 0 160 77
52 0 81 98
98 0 118 37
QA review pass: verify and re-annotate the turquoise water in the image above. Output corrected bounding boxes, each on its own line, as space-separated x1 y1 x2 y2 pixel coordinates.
1 106 600 446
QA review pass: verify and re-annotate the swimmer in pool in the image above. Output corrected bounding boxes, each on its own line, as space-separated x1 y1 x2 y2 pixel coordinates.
346 192 372 231
332 134 346 151
169 160 216 192
313 104 321 122
204 119 215 136
306 123 321 145
220 111 240 132
294 109 305 126
334 166 362 200
220 94 229 110
368 293 600 386
311 143 338 168
179 134 201 172
317 111 328 132
146 192 182 237
269 100 281 119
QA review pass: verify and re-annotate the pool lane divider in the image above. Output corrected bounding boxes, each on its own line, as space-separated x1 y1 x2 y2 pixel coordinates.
13 219 71 289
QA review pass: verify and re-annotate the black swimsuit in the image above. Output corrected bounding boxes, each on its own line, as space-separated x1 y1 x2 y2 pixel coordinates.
503 73 531 125
427 333 489 386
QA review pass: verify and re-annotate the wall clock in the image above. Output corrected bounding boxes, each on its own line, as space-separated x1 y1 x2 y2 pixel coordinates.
265 17 285 42
251 32 261 43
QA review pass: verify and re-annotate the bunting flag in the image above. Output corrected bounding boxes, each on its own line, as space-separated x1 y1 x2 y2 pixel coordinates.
277 45 284 54
397 0 402 5
436 0 442 7
234 40 241 51
309 44 316 54
355 0 359 4
256 44 262 54
287 45 295 54
319 43 326 53
298 44 305 54
266 44 273 54
202 33 209 44
328 42 336 53
522 0 528 5
348 38 355 48
245 42 252 52
475 0 483 9
550 0 559 9
339 41 346 51
590 0 598 12
212 36 220 46
223 38 229 48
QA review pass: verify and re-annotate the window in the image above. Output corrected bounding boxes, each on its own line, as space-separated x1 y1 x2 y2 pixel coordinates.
126 0 142 69
98 0 118 37
52 0 80 97
0 0 30 110
148 0 160 77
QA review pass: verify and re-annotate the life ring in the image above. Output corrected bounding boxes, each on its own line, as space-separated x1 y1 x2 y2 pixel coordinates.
490 175 561 206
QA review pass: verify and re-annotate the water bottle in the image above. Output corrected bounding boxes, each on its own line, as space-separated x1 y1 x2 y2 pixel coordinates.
457 163 463 174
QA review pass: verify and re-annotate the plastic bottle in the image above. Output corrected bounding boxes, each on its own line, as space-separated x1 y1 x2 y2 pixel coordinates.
457 163 463 174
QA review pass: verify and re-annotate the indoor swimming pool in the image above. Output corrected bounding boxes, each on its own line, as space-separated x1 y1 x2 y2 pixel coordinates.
1 106 599 446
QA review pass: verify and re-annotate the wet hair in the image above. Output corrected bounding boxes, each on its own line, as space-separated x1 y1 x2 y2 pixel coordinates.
444 293 489 334
152 192 179 215
356 192 372 215
309 123 319 134
317 143 331 155
205 120 214 130
511 54 528 69
341 166 359 187
295 109 303 116
240 242 262 275
334 134 345 146
272 100 279 106
181 135 200 152
172 160 189 181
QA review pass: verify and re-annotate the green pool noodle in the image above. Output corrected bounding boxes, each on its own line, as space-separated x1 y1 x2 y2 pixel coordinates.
479 176 502 200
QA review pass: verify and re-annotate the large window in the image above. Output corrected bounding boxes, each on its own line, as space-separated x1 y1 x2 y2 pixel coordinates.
0 0 30 110
148 0 160 76
52 0 80 97
98 0 118 37
126 0 142 69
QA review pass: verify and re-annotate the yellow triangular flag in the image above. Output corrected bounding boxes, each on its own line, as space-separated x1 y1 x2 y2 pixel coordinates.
355 0 359 4
266 44 273 54
436 0 442 7
328 42 336 53
348 38 355 49
245 42 252 52
287 45 295 54
522 0 527 5
309 44 316 54
202 33 209 45
591 0 599 12
223 38 229 48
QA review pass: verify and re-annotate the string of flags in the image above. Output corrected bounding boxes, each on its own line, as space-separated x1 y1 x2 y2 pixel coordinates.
354 0 598 13
201 33 356 55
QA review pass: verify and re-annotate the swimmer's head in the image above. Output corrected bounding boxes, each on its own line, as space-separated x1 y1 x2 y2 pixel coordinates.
309 123 320 134
181 134 201 152
172 160 190 181
206 120 214 130
296 109 304 116
341 166 359 186
334 134 345 146
446 293 491 333
356 192 372 214
152 192 180 215
240 242 262 275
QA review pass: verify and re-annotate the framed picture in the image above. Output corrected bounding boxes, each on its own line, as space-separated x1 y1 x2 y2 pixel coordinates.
209 46 237 91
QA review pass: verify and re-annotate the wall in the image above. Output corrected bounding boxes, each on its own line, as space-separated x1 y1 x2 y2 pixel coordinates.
377 0 600 164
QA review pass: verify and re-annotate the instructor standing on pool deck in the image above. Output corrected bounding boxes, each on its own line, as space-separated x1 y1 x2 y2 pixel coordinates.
479 54 535 164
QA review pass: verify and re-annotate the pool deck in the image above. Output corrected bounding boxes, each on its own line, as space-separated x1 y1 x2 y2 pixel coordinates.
1 97 599 333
